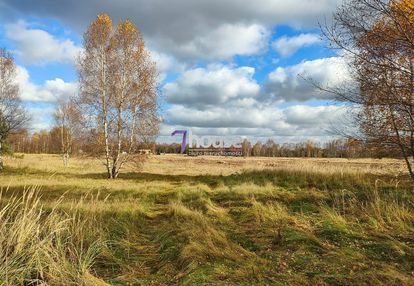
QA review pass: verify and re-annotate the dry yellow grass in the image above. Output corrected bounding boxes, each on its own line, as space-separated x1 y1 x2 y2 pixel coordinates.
3 153 409 176
0 153 413 285
0 154 406 197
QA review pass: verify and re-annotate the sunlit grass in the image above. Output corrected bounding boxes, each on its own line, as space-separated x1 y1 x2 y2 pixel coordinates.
0 154 413 285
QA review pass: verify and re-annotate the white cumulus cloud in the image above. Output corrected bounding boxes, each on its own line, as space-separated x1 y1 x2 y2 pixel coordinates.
272 33 321 57
164 23 270 60
164 64 260 108
1 0 341 61
265 57 351 102
6 21 82 64
27 106 55 131
16 66 77 102
162 104 349 140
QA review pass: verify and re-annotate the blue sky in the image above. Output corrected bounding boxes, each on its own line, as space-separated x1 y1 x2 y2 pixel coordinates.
0 0 351 143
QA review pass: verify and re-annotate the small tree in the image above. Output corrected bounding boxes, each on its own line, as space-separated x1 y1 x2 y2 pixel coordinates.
78 14 159 178
252 141 263 157
53 98 81 166
241 139 251 157
0 48 28 169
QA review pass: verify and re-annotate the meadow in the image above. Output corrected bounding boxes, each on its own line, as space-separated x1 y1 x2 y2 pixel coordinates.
0 154 413 286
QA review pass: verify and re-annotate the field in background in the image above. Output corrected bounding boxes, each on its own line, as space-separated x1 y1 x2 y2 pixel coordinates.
4 153 410 176
0 154 413 285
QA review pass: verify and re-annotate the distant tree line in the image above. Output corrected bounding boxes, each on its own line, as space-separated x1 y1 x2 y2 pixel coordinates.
6 127 155 155
239 139 397 158
157 138 399 158
7 131 401 159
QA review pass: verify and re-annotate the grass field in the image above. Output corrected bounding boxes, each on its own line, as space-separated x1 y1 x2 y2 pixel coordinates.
1 154 414 285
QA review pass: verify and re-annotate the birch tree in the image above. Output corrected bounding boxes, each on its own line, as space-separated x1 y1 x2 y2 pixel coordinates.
78 14 159 179
323 0 414 179
53 98 81 166
0 48 28 170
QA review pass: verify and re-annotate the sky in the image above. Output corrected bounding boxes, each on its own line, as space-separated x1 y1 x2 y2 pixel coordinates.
0 0 352 144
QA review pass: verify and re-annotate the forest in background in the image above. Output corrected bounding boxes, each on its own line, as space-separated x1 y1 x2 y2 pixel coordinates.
6 127 400 159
